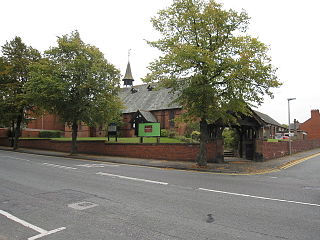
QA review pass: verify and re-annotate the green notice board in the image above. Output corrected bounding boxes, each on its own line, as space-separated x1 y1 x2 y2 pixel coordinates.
138 123 161 137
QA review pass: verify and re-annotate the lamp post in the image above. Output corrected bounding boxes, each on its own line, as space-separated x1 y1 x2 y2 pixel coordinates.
288 98 296 154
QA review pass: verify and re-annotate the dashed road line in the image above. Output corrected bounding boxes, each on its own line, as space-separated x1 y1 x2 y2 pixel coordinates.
0 156 30 162
77 163 120 168
0 210 66 240
96 172 168 185
41 163 77 170
198 188 320 207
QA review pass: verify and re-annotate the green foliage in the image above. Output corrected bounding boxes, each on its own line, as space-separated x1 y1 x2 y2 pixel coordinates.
144 0 281 165
168 130 176 138
222 128 238 150
184 121 200 138
27 31 122 126
26 31 122 153
161 129 169 137
191 131 200 141
0 37 41 148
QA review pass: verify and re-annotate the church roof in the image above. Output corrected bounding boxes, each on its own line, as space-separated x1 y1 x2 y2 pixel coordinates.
123 62 134 80
139 110 158 122
119 84 180 114
118 58 281 126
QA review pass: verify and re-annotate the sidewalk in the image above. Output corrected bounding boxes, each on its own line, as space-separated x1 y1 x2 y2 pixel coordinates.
1 146 320 175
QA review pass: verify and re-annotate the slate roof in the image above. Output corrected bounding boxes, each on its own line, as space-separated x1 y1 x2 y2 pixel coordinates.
119 84 282 127
139 110 157 122
253 110 282 127
123 62 134 80
119 84 180 114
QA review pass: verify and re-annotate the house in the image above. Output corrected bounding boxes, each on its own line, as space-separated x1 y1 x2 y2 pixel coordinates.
299 109 320 139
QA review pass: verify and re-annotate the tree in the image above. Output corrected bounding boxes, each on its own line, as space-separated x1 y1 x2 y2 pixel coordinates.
26 31 122 154
144 0 281 166
0 37 41 148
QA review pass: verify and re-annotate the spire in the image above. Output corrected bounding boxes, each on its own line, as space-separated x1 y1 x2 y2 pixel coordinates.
122 50 134 87
123 62 134 80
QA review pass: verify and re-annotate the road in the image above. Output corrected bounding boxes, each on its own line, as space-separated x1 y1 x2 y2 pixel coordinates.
0 150 319 240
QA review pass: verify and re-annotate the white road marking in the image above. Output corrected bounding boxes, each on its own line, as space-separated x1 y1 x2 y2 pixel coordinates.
28 227 66 240
77 163 119 168
198 188 320 207
96 172 168 185
41 163 77 170
1 156 30 162
0 210 66 240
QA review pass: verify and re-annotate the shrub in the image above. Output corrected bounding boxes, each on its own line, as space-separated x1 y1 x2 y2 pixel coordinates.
168 130 176 138
160 129 169 137
39 130 62 138
175 135 198 144
191 131 200 141
184 122 200 138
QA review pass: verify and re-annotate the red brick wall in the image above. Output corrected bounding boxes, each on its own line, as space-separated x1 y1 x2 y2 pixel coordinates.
256 139 320 160
27 114 65 131
0 137 10 146
299 109 320 139
21 129 41 138
0 138 222 162
0 128 9 137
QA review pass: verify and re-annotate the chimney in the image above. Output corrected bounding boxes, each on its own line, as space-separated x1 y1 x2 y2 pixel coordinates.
311 109 320 118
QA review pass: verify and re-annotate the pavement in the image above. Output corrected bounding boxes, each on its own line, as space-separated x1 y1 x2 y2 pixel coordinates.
1 146 320 175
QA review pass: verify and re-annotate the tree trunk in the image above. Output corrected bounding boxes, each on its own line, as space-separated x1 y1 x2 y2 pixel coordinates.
13 113 23 150
71 121 78 155
196 118 208 166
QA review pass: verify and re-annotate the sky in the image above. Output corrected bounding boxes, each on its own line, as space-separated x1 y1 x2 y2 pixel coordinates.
1 0 319 124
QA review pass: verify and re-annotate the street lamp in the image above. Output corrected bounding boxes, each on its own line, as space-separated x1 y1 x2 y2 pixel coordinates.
288 98 296 155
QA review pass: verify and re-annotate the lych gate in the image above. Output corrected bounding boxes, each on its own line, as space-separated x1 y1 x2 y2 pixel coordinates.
208 110 285 162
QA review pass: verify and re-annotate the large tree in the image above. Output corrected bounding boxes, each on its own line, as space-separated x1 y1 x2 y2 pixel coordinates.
144 0 281 166
27 31 122 154
0 37 41 149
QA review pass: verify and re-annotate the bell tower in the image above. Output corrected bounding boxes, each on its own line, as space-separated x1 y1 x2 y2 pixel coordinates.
122 49 134 87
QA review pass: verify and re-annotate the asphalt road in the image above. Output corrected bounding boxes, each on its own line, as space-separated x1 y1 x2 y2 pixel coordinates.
0 150 319 240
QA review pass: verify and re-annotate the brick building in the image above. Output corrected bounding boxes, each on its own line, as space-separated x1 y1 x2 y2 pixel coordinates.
25 61 283 142
27 114 65 131
26 61 186 137
299 109 320 139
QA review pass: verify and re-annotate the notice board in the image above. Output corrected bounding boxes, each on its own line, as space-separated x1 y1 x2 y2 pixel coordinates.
138 123 161 137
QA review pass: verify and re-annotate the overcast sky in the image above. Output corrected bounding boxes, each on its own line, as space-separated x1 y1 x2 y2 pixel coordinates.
1 0 319 124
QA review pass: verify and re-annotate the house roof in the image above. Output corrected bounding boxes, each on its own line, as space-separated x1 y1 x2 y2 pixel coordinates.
119 84 180 114
253 110 282 127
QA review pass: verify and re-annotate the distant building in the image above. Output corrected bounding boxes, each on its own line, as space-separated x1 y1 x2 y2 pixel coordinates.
299 109 320 139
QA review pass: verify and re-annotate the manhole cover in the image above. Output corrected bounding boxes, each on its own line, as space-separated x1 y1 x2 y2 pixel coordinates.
68 201 98 210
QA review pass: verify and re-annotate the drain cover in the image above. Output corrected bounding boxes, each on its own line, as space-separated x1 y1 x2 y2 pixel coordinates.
68 201 98 210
